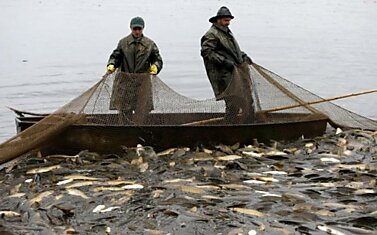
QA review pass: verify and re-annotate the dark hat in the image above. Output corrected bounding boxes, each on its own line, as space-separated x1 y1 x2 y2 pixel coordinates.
130 16 145 29
209 6 234 23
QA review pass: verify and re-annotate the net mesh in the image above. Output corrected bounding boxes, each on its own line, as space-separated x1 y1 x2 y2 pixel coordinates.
0 63 376 163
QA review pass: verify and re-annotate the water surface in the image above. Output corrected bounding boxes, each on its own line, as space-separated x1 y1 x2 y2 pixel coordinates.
0 0 376 142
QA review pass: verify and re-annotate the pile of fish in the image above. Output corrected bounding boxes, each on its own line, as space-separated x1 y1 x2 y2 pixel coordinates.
0 128 376 234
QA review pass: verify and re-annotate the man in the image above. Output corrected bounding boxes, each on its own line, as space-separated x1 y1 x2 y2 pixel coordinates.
106 17 163 124
201 6 255 123
106 16 163 74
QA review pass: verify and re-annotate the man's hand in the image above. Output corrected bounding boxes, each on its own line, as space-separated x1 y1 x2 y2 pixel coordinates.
150 64 158 75
107 64 115 73
244 56 253 65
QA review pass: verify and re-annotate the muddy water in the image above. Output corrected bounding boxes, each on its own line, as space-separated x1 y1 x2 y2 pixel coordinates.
0 0 376 142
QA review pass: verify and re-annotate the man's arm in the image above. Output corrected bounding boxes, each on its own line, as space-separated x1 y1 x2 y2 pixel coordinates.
150 43 163 74
201 33 228 65
107 41 123 68
241 51 253 65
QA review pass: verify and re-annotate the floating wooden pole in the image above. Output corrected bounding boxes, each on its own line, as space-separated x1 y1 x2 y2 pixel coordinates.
262 89 377 113
182 89 377 126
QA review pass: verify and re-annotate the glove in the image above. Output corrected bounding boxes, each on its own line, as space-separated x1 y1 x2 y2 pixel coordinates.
107 64 115 73
150 64 158 75
223 59 235 71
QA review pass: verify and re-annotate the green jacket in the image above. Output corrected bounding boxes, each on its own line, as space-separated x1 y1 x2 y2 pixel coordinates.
201 24 251 99
108 34 163 74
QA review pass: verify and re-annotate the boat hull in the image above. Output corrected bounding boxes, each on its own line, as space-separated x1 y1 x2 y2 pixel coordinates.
15 114 328 154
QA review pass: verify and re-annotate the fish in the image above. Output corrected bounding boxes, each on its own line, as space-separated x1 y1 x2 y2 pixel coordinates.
156 148 177 157
336 127 343 135
248 230 257 235
345 181 365 189
131 157 144 165
231 207 265 218
29 190 54 204
7 193 26 198
243 179 266 185
66 188 90 199
201 195 222 200
315 209 336 217
152 190 164 198
143 229 166 235
139 162 149 173
216 155 242 161
136 144 144 157
255 177 279 183
262 171 287 175
93 187 125 192
26 165 62 174
65 181 98 188
203 148 213 154
317 225 345 235
354 189 375 195
265 150 287 156
63 174 102 181
255 190 281 197
196 185 220 190
305 143 315 148
92 205 120 213
163 178 194 183
242 151 262 157
46 154 80 161
336 164 368 171
193 152 214 161
220 184 251 190
319 182 337 187
322 202 361 210
178 185 205 194
0 211 21 218
320 158 340 163
100 206 120 213
93 205 106 213
56 178 74 185
370 210 377 216
317 153 340 158
122 184 144 190
104 180 136 186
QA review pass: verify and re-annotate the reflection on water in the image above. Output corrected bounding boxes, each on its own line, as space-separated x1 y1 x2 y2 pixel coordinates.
0 0 376 142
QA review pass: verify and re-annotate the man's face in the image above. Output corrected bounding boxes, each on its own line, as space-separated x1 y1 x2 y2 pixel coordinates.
131 27 143 38
217 17 232 27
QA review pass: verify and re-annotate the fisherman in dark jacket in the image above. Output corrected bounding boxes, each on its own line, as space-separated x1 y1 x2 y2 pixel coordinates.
107 16 163 75
201 6 254 123
106 17 163 123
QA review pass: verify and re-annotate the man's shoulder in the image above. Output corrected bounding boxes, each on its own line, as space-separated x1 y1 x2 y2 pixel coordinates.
141 35 156 45
119 34 133 44
203 25 220 38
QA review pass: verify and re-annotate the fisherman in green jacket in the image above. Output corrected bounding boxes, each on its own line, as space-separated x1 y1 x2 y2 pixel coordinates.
107 16 163 75
106 17 163 123
201 6 254 123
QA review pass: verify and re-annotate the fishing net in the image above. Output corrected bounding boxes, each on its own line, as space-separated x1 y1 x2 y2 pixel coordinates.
0 63 376 163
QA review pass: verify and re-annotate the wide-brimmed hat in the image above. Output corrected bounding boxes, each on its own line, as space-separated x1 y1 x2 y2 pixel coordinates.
130 16 145 29
209 6 234 23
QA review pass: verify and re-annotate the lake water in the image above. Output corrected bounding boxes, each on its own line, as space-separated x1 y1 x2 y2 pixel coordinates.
0 0 376 142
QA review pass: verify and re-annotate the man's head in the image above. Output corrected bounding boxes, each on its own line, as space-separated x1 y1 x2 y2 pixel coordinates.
209 6 234 26
216 17 232 27
130 16 145 38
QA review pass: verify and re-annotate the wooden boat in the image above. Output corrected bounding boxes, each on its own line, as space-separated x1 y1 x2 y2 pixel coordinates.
15 111 328 154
